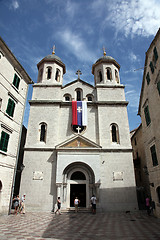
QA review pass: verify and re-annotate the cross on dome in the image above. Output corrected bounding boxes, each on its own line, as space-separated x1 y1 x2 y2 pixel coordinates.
52 45 55 55
76 69 82 79
103 46 106 56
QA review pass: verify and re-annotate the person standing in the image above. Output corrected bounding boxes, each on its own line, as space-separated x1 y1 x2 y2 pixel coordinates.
145 196 151 216
90 195 97 214
74 197 80 212
55 197 61 215
20 194 26 214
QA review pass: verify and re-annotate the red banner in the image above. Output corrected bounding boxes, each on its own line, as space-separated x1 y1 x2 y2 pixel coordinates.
72 101 77 125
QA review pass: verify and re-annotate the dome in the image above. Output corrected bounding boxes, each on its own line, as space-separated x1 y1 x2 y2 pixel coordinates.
92 55 120 75
95 55 115 64
43 54 63 63
37 54 66 74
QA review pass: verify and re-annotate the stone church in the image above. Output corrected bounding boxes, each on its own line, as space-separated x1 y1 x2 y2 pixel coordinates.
20 49 138 212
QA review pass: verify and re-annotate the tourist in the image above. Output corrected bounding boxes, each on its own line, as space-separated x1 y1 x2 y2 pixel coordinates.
74 197 80 212
20 194 26 214
55 197 61 215
90 195 97 214
13 195 20 215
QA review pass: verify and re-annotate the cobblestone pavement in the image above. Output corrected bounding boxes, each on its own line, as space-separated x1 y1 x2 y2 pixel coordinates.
0 211 160 240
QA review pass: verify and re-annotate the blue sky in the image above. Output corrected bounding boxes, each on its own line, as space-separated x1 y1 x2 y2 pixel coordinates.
1 0 160 131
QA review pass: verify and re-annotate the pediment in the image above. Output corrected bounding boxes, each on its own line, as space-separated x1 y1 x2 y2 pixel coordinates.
56 135 101 149
63 79 94 89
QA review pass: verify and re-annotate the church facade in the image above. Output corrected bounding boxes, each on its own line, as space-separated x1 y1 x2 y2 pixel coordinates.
20 50 137 212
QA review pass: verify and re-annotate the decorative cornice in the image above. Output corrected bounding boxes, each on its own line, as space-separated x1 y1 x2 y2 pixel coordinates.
29 100 128 106
24 147 132 152
95 84 125 89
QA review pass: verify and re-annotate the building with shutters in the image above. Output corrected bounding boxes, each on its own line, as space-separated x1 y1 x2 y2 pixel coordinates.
138 28 160 217
20 49 137 212
0 37 33 215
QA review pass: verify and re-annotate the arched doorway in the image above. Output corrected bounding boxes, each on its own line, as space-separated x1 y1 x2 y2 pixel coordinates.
63 162 95 209
70 171 86 207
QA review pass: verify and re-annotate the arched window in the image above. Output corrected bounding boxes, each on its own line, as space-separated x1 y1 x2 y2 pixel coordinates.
110 123 119 143
71 171 86 180
64 94 71 101
55 69 60 82
0 180 2 191
115 70 119 83
106 68 112 80
76 88 82 101
157 186 160 203
47 67 52 79
98 70 102 82
87 94 93 102
72 125 85 133
38 69 43 83
40 123 47 142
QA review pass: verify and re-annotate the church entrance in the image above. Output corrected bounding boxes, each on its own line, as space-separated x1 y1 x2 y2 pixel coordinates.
70 184 86 207
62 162 96 209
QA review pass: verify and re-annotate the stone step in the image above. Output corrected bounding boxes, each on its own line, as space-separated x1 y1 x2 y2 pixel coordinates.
61 208 91 213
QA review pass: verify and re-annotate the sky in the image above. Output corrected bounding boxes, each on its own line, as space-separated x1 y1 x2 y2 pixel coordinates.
0 0 160 131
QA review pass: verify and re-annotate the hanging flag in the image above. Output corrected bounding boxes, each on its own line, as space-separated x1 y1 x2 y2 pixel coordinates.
72 101 87 126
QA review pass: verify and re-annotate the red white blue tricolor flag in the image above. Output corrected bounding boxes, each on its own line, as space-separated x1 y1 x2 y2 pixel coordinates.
72 101 87 126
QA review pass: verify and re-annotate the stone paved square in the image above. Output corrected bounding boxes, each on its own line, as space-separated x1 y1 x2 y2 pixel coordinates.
0 211 160 240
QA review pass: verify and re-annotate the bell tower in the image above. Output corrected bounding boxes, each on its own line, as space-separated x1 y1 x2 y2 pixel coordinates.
32 47 66 101
37 46 66 85
92 48 120 86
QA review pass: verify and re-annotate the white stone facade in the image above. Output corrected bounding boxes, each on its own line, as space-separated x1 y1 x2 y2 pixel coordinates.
138 28 160 217
0 37 32 215
20 53 137 212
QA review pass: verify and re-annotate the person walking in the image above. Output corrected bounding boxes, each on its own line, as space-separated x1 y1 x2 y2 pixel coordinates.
13 195 20 215
74 197 80 212
90 195 97 214
20 194 26 214
55 197 61 215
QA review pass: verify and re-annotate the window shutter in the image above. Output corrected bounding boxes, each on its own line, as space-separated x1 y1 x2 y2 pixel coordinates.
144 105 151 126
146 72 150 85
157 81 160 95
0 131 10 152
149 61 154 74
154 47 158 62
13 74 20 89
6 98 15 117
150 145 158 166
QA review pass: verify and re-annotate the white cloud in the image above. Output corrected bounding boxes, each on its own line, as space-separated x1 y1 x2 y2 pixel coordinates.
56 29 98 62
129 52 138 62
92 0 160 37
106 0 160 37
10 0 19 10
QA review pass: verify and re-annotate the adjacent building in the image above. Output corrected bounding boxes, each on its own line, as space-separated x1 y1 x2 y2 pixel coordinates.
138 28 160 217
130 124 150 209
20 50 137 212
0 37 33 214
